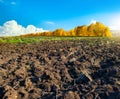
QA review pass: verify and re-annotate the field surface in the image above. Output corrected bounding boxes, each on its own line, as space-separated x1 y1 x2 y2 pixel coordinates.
0 37 120 99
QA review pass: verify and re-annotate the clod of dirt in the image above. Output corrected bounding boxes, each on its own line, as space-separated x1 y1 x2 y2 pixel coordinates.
3 85 18 99
33 65 44 77
0 68 7 78
18 87 28 99
14 67 27 79
25 77 34 91
64 91 80 99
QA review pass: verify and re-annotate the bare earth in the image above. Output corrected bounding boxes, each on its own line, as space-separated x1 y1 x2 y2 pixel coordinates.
0 39 120 99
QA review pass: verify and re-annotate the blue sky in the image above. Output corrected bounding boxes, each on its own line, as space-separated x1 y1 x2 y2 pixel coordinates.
0 0 120 36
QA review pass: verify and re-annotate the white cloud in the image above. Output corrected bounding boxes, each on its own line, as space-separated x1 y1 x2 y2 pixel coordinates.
45 21 55 25
90 19 97 24
11 1 16 5
0 20 47 36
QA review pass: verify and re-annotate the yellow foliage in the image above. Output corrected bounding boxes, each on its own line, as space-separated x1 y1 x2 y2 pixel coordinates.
68 29 76 36
21 22 112 37
75 26 88 36
53 29 67 36
87 22 112 37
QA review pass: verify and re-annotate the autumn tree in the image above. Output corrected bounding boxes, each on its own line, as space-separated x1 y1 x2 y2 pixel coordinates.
74 25 88 36
87 22 112 37
103 27 112 37
52 29 67 36
87 23 96 36
68 29 75 36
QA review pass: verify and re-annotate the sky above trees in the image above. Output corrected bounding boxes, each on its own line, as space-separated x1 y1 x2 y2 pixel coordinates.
0 0 120 36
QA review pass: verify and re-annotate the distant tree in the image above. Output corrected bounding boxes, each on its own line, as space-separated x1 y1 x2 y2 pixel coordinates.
87 23 96 36
52 29 66 36
68 29 75 36
87 22 112 37
74 25 88 36
103 27 112 37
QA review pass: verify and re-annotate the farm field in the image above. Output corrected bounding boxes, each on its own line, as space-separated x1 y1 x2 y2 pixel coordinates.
0 37 120 99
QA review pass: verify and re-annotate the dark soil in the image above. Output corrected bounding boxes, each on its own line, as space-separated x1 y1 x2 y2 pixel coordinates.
0 39 120 99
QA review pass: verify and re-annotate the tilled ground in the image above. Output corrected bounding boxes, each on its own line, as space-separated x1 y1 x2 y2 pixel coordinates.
0 39 120 99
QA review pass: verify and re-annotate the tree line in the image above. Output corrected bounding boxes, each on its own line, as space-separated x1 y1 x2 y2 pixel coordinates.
21 22 112 37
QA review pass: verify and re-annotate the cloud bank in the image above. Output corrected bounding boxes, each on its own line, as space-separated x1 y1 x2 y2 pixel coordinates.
0 20 47 36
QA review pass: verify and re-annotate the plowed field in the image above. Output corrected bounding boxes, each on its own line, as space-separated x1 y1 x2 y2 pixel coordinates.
0 38 120 99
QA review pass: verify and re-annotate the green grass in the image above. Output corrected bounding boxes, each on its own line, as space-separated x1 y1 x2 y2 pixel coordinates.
0 36 114 44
